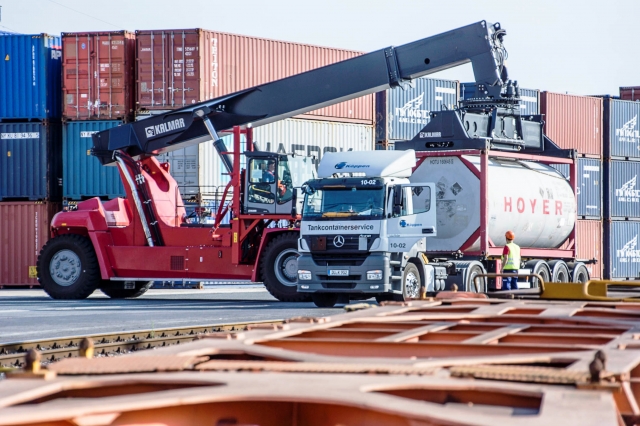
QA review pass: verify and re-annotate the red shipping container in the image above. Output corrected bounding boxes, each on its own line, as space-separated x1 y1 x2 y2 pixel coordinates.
135 29 373 124
574 219 603 279
620 87 640 102
62 31 136 121
540 92 603 157
0 202 60 287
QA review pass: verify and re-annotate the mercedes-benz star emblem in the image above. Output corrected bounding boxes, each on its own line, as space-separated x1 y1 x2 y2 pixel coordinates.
333 235 345 248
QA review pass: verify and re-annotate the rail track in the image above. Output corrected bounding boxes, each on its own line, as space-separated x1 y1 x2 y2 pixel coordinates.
0 320 282 369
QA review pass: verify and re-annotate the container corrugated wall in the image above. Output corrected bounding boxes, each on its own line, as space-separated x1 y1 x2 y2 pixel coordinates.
135 29 373 123
540 92 603 157
604 220 640 279
620 87 640 102
0 122 61 200
62 31 136 121
63 121 125 200
375 78 458 142
550 158 601 219
162 118 373 195
603 98 640 159
0 202 60 286
460 83 540 114
603 160 640 220
575 220 603 279
0 34 61 120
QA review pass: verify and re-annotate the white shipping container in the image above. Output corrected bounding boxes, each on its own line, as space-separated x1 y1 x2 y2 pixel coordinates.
162 118 374 197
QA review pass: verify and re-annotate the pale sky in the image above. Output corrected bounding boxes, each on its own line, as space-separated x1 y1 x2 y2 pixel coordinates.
1 0 638 96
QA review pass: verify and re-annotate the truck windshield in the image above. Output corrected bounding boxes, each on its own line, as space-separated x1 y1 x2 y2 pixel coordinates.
303 188 385 220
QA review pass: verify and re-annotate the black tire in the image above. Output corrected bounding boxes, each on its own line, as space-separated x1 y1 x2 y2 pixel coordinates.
260 233 310 302
100 281 152 299
394 263 422 301
571 263 590 283
525 260 551 289
312 293 338 308
549 260 570 283
466 264 486 293
37 234 100 300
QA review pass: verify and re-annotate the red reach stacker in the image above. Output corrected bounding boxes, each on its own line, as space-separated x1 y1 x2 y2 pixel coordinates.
37 21 561 300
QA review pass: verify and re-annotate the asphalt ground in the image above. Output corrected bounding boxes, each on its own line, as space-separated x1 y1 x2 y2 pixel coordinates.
0 284 346 344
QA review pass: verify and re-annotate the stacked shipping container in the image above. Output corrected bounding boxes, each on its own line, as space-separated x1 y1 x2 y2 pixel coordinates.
375 78 458 148
140 28 377 203
61 31 135 204
602 98 640 279
0 33 63 285
135 29 374 123
541 92 604 278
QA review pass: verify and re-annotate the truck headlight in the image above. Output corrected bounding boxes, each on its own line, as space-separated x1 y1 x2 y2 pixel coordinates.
298 270 312 281
367 270 382 280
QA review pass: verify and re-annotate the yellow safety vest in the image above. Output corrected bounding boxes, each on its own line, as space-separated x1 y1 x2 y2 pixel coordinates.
502 242 521 270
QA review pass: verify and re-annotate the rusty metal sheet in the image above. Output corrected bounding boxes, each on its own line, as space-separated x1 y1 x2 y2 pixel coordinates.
0 371 620 425
47 355 207 375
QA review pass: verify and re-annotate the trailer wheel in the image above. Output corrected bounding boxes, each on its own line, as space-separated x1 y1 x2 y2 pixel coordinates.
260 233 311 302
525 260 551 289
571 263 590 283
312 293 338 308
548 260 570 283
37 234 100 300
100 281 152 299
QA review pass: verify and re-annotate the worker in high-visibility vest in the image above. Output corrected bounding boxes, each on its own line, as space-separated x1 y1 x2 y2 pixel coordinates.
501 230 520 290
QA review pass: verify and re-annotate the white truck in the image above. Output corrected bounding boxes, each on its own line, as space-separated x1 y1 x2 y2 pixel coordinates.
297 147 585 308
297 150 449 307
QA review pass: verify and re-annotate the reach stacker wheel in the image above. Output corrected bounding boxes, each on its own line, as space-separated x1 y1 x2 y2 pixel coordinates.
260 232 311 302
100 281 153 299
37 234 100 300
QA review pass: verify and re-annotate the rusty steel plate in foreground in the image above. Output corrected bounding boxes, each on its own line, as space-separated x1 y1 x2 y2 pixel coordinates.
0 371 620 425
3 298 640 424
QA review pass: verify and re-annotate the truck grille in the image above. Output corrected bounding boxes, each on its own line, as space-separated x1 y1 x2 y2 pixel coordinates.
305 234 378 253
311 254 368 267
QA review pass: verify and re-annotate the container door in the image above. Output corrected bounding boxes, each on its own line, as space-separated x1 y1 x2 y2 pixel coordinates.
386 183 437 251
244 158 277 214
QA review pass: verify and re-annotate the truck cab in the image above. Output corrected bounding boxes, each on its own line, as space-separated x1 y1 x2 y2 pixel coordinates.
297 150 445 307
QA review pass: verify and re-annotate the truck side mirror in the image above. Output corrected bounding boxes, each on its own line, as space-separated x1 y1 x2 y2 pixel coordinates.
291 189 298 217
392 185 404 216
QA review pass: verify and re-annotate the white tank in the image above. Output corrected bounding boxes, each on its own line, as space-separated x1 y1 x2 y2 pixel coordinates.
410 155 576 252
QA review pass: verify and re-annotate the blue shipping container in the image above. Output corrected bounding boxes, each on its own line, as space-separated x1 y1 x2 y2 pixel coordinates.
375 78 458 142
0 34 61 120
551 158 601 219
603 98 640 159
604 160 640 220
604 220 640 279
0 122 61 200
63 121 125 200
460 83 540 115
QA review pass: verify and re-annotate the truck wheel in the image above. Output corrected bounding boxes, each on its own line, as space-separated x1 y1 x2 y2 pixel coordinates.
466 263 486 293
570 263 590 283
260 233 311 302
525 260 551 289
397 263 422 301
548 260 570 283
37 234 100 300
312 293 338 308
100 281 152 299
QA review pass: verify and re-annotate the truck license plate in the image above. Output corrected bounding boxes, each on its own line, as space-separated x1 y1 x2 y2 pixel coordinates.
328 269 349 276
